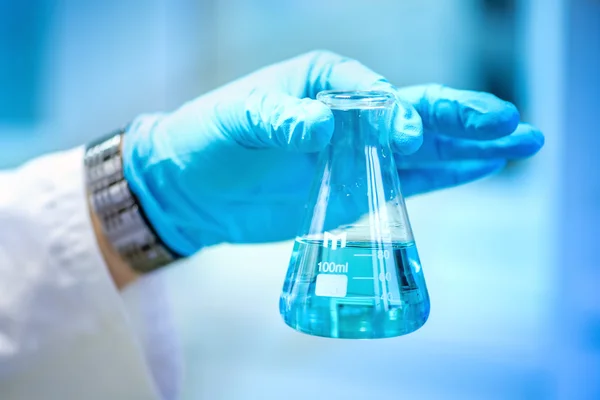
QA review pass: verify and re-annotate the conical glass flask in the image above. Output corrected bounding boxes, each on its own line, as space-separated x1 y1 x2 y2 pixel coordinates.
279 90 430 339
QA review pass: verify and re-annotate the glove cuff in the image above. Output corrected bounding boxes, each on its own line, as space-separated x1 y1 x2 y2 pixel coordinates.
85 127 183 273
121 115 202 257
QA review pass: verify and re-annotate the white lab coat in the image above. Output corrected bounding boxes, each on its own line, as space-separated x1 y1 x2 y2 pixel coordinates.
0 148 175 399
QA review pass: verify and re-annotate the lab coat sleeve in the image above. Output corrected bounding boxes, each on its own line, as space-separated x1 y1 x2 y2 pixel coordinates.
0 147 160 399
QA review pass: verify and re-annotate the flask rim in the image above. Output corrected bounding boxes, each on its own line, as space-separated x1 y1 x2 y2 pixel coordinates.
316 90 395 110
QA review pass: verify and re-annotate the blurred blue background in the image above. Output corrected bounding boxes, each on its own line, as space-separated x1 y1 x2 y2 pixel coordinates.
1 0 598 399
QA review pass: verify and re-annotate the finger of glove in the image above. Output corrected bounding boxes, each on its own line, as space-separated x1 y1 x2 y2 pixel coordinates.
400 123 545 164
300 50 391 96
299 51 423 154
399 160 506 197
237 89 334 152
434 123 544 161
396 84 520 140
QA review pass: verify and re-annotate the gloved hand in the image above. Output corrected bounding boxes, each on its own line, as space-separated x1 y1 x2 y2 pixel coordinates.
123 50 544 257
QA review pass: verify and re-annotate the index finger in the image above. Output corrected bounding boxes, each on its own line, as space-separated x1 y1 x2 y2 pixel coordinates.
301 50 391 96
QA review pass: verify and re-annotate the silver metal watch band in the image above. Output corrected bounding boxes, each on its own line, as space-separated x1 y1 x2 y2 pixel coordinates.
84 129 180 273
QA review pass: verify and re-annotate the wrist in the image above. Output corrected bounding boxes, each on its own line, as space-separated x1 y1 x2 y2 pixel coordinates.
89 198 139 289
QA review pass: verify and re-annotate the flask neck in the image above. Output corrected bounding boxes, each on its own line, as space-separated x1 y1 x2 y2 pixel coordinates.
329 107 394 148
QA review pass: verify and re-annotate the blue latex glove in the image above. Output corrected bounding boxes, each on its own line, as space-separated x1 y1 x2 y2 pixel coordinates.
123 50 544 256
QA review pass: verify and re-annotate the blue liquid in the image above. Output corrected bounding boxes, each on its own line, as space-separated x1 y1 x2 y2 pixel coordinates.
280 239 430 339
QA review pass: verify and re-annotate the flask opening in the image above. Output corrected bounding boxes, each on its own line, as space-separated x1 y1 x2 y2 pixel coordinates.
317 90 395 110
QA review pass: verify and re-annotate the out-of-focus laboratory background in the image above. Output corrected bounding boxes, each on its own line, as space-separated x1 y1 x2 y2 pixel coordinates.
1 0 598 399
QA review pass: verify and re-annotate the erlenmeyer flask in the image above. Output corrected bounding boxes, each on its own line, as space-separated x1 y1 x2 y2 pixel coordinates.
279 90 430 339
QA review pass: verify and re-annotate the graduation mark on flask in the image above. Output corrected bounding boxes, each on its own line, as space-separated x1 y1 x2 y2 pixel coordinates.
317 261 349 274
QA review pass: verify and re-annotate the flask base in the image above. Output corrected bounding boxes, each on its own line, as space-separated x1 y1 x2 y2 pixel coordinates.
280 298 430 339
280 240 430 339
